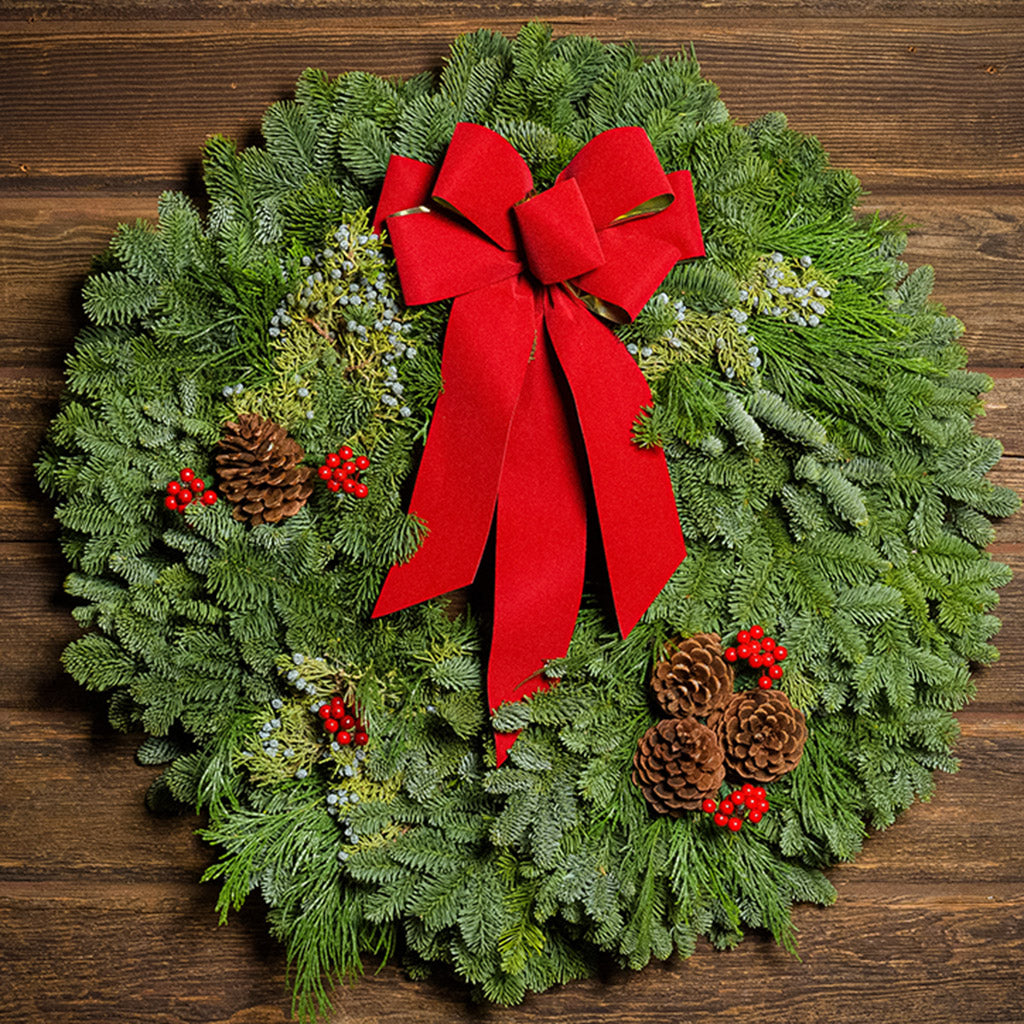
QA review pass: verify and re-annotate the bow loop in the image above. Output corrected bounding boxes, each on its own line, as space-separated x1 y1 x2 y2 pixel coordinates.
513 178 605 285
575 170 705 322
558 126 675 228
432 122 532 251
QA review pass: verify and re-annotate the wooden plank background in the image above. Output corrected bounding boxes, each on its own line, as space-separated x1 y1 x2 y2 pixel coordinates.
1 3 1021 1022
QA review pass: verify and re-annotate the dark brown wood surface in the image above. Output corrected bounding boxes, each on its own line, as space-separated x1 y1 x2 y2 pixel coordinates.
2 4 1022 1022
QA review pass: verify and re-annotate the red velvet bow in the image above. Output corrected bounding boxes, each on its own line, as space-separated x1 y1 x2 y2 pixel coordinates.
372 122 705 763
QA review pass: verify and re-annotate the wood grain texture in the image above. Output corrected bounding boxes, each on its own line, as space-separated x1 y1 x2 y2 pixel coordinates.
1 879 1022 1024
5 0 1024 19
1 19 1022 191
1 4 1022 1024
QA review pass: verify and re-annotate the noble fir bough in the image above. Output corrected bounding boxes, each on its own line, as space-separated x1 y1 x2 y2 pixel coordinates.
38 23 1018 1020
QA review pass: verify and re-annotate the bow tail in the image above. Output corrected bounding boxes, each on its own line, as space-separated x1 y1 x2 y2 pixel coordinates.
372 278 538 618
546 288 686 637
489 330 588 764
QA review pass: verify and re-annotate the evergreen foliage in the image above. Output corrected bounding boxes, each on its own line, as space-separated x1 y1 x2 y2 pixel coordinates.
39 23 1017 1020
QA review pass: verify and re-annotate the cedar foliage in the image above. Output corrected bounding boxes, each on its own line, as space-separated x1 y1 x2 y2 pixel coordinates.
38 23 1018 1020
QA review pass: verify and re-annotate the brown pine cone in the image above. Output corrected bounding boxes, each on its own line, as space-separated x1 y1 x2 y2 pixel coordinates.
215 413 315 526
709 688 807 783
632 716 726 816
650 632 734 718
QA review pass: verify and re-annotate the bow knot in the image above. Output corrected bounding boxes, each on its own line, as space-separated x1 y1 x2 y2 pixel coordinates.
513 178 604 285
372 122 705 764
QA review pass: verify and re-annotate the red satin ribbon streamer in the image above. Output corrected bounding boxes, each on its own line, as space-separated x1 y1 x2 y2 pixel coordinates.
372 122 705 763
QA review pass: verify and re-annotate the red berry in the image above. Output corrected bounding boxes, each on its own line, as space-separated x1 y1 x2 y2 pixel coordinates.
180 468 195 482
354 731 369 746
724 647 738 662
338 446 353 461
353 482 369 499
749 653 764 668
336 731 352 745
774 646 787 661
769 664 784 680
318 705 332 719
167 480 182 495
702 798 717 814
713 812 728 827
742 783 754 793
750 625 764 640
728 816 743 832
178 489 193 505
758 676 773 689
340 714 356 730
730 790 745 806
318 465 333 480
754 787 767 799
201 490 218 505
720 800 735 815
748 810 763 824
760 652 775 666
762 637 776 651
190 478 205 493
323 718 339 733
737 644 752 659
330 697 346 715
355 455 370 470
326 479 342 492
342 461 358 475
736 630 750 645
325 452 341 468
164 495 180 511
342 478 357 494
333 467 348 481
749 638 761 652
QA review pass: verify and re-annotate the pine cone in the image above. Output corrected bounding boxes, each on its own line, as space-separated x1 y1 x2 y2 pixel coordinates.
632 717 726 815
215 413 314 526
709 689 807 783
650 632 734 718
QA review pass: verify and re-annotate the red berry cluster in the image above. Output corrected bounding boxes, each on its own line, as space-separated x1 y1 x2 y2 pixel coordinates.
317 446 370 498
316 695 369 747
164 467 218 513
723 624 787 690
701 784 770 832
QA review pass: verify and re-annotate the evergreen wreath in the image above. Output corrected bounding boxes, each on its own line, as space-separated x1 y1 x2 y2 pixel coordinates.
37 23 1019 1020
